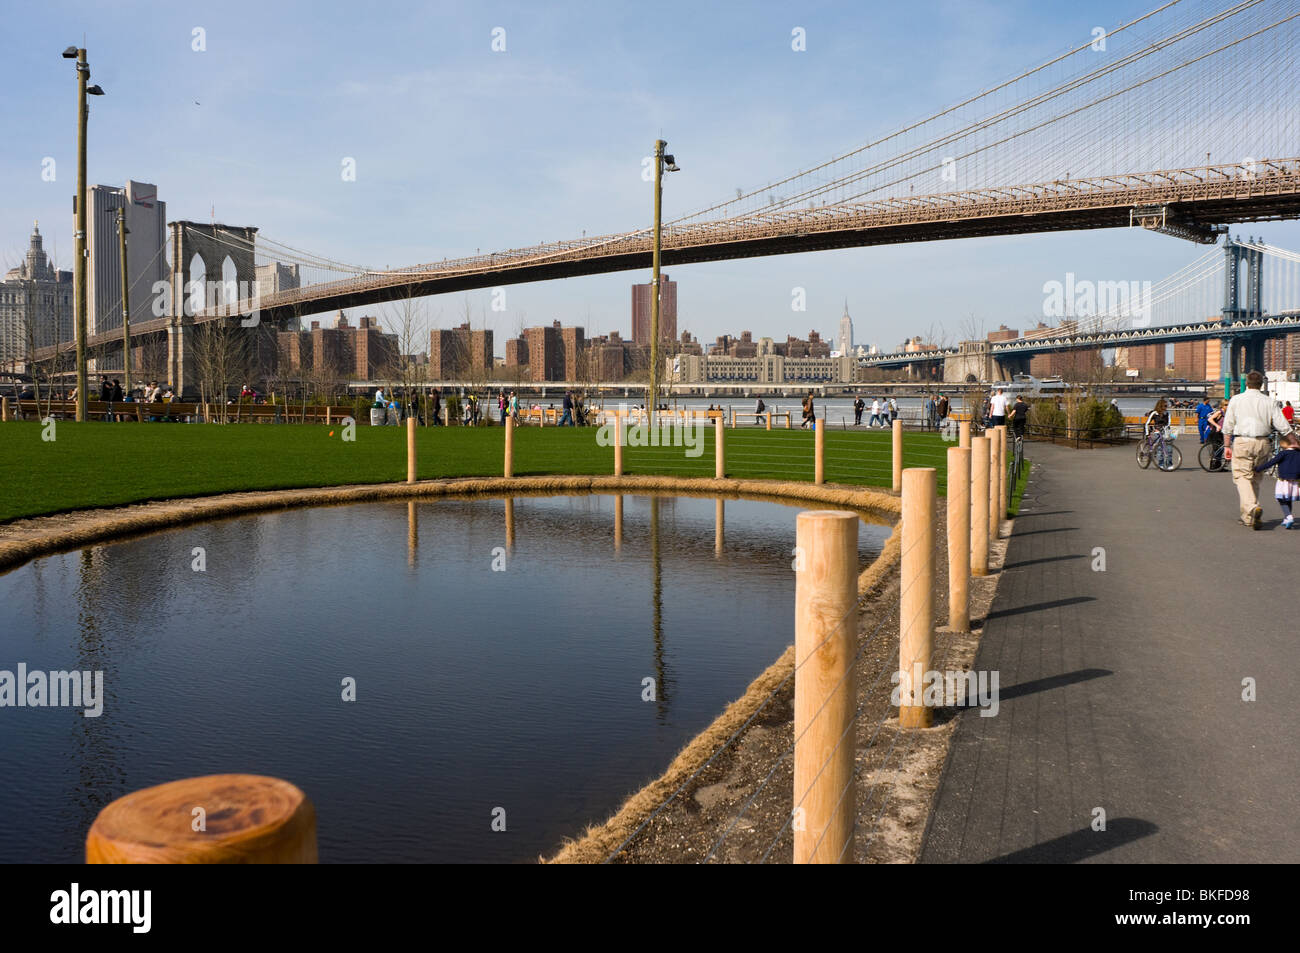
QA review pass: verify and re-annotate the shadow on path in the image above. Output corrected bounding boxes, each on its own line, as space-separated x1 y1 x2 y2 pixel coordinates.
996 667 1112 703
983 595 1095 621
983 818 1159 863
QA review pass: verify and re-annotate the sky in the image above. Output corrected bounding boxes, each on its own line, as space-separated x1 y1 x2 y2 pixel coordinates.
2 0 1298 356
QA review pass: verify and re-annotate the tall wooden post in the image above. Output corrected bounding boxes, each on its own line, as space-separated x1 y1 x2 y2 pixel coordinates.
898 468 936 729
997 425 1009 523
715 417 726 479
971 436 990 576
406 416 417 484
86 774 317 863
1 397 8 422
504 415 514 478
766 411 772 431
947 447 971 632
793 510 858 864
959 420 970 449
614 413 624 476
988 427 1001 542
892 419 903 492
814 418 825 485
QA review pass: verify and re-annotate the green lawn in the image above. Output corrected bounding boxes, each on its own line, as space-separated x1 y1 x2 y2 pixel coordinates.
0 420 955 523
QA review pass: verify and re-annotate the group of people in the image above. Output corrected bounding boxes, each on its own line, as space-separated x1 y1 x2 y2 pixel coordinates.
851 396 898 428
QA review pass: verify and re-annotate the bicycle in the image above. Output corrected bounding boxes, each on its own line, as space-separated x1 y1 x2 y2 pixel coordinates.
1197 434 1227 472
1137 426 1182 471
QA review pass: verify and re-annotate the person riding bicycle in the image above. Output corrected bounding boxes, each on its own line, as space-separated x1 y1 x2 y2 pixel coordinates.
1144 399 1170 438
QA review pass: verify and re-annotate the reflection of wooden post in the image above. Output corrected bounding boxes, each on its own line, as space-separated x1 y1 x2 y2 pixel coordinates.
407 500 418 567
971 436 990 576
947 447 971 632
505 498 515 550
407 417 417 484
814 418 825 484
715 499 724 555
899 467 936 729
614 413 624 476
86 774 317 864
504 416 514 478
892 419 903 492
988 427 1000 543
614 495 623 551
959 420 970 449
715 418 725 478
793 510 858 864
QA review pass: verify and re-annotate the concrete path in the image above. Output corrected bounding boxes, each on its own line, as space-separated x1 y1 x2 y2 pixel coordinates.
921 440 1299 863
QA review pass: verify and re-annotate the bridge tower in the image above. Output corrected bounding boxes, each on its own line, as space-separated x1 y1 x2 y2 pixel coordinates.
165 221 259 395
1220 235 1266 393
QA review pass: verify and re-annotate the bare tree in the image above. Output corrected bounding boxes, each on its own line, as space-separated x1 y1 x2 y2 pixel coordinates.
192 318 251 423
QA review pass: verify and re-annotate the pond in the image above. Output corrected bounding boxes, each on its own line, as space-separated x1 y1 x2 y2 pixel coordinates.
0 493 891 863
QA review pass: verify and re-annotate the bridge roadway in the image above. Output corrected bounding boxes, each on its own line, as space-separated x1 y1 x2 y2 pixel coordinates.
31 158 1300 362
921 441 1299 864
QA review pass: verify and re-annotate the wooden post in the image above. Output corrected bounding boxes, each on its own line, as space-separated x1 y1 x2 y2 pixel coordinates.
1 397 8 422
715 417 725 479
971 436 990 576
997 425 1009 523
947 446 971 632
614 413 624 476
504 415 514 478
793 510 858 864
729 406 735 428
988 427 1001 542
326 407 331 426
899 468 936 729
959 420 970 449
814 417 825 484
766 411 772 431
406 416 417 484
86 774 317 864
892 419 903 492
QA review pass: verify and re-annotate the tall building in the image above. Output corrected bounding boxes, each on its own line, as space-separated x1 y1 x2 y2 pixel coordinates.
430 322 493 379
524 322 565 381
85 181 168 343
278 311 396 378
0 223 73 365
631 274 677 346
837 302 853 356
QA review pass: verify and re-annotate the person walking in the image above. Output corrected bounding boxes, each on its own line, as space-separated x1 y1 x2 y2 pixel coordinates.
869 398 882 428
853 394 865 426
800 391 815 429
1223 370 1294 529
1009 393 1030 440
1254 432 1300 529
989 387 1009 428
559 391 575 427
1195 396 1215 444
1284 401 1295 426
754 395 766 425
923 395 935 430
936 394 950 422
431 388 442 426
888 397 899 424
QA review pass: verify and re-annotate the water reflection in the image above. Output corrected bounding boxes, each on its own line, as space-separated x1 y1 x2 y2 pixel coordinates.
0 493 890 863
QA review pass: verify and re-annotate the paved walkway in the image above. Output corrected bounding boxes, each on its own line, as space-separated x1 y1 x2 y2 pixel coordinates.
921 440 1299 863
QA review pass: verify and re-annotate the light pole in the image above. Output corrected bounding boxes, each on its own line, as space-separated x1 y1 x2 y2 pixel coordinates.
63 46 104 422
649 139 679 424
117 208 131 399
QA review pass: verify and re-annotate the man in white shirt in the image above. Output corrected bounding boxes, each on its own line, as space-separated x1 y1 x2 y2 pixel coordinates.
1223 370 1293 529
989 388 1009 427
870 399 882 428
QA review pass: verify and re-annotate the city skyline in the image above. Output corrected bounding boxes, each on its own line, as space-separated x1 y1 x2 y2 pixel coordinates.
6 0 1300 356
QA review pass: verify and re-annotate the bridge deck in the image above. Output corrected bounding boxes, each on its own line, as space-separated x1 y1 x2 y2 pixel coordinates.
921 441 1299 863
